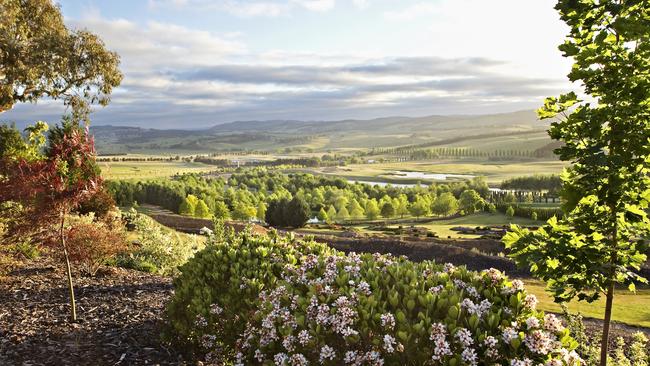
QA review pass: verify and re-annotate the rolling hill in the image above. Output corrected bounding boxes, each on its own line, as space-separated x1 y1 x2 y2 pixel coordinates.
91 110 552 154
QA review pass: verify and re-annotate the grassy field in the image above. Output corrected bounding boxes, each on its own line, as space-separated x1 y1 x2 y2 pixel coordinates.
100 161 216 180
415 212 541 238
524 280 650 328
308 160 567 184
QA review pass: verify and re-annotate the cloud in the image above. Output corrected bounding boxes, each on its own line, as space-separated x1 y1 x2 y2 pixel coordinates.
384 2 437 21
1 10 572 129
146 0 336 17
68 17 245 72
352 0 370 9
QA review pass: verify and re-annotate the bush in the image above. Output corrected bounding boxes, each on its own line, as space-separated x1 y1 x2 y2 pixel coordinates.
266 197 310 228
561 305 648 365
75 188 116 219
165 231 581 365
66 220 128 276
117 210 204 275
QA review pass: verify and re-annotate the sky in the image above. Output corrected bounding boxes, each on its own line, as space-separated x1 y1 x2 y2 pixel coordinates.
3 0 576 129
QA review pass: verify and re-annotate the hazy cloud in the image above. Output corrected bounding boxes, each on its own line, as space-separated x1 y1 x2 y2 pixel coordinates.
1 8 571 129
384 2 437 21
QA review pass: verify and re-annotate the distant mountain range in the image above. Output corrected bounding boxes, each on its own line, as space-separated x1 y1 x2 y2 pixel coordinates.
91 110 552 154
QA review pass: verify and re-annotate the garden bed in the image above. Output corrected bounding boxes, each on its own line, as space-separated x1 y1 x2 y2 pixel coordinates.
0 258 186 365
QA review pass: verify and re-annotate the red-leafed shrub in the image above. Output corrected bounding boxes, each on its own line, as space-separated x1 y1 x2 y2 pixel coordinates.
75 188 116 219
66 221 127 276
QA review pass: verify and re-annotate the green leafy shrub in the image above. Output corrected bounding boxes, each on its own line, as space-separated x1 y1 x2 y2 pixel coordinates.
117 210 204 275
561 305 648 365
166 231 581 365
11 240 40 259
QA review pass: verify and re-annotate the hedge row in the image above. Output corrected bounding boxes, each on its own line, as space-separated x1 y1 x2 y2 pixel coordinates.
496 203 564 222
165 231 581 365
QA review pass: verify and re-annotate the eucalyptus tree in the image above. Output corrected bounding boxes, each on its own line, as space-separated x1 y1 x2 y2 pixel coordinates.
504 1 649 364
0 0 122 114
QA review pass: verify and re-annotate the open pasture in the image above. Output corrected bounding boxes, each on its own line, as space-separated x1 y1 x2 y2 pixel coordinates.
308 159 568 184
100 161 215 180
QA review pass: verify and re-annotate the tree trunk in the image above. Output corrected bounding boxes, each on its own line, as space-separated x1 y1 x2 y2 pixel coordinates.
599 281 614 366
59 213 77 322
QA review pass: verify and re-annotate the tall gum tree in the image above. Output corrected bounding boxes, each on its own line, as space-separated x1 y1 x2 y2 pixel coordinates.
0 0 122 114
503 1 649 365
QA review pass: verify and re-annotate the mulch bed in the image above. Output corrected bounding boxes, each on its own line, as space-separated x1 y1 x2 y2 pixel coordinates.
0 258 186 365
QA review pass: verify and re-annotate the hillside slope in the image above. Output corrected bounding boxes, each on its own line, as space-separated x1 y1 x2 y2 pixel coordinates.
92 110 551 154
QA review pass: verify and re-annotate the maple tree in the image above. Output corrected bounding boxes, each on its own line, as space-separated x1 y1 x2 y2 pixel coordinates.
1 118 103 321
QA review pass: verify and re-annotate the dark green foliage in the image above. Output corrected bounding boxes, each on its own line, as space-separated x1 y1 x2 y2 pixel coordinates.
501 175 562 195
265 197 310 228
495 203 562 221
380 201 395 218
75 188 116 219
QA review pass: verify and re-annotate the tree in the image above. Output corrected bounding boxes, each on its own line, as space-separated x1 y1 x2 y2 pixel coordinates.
336 206 350 221
348 199 364 218
286 197 310 228
505 206 515 218
380 201 395 218
409 198 430 220
0 0 122 113
431 192 458 217
326 206 337 223
264 197 310 228
179 196 196 216
364 199 380 220
0 120 102 321
503 192 517 204
459 189 484 214
317 207 329 222
213 200 230 220
504 2 649 364
232 202 256 221
195 199 211 218
256 201 267 221
395 194 409 218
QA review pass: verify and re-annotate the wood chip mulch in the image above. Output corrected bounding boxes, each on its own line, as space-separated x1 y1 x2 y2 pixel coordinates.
0 258 187 366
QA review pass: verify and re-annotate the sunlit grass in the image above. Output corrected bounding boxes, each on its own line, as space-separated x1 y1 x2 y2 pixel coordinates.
523 279 650 328
100 161 215 180
417 213 540 238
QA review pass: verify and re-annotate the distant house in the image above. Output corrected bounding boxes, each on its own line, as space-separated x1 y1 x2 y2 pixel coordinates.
367 159 376 163
307 217 320 224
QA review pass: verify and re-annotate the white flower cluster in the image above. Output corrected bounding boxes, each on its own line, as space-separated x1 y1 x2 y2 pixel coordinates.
429 285 443 294
455 327 474 347
502 279 526 295
429 323 452 361
483 336 499 358
460 298 492 318
319 345 336 363
382 334 396 353
524 294 539 310
209 303 223 315
483 268 504 284
380 313 395 330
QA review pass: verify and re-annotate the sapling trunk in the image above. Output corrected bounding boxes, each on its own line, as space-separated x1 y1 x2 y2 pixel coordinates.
59 213 77 322
600 281 615 366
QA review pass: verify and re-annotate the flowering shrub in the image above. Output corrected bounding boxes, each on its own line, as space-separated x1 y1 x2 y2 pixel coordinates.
166 232 581 365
